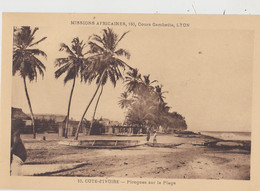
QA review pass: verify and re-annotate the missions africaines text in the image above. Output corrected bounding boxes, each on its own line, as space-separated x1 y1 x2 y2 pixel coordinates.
71 21 174 27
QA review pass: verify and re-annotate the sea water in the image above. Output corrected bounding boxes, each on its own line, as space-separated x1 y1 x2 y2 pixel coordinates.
200 131 251 141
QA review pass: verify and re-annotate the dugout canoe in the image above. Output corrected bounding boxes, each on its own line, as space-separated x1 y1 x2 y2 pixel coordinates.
58 139 143 149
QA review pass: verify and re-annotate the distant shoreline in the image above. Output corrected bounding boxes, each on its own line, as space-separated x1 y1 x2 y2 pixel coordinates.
198 131 251 141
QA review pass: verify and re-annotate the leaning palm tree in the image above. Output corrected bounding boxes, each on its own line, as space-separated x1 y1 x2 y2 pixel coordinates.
55 37 87 138
88 85 103 135
13 26 47 139
75 27 132 140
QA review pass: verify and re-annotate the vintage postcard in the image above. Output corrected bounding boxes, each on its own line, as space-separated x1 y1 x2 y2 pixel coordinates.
1 13 260 191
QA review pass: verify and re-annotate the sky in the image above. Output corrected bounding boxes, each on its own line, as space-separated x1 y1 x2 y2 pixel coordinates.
11 26 253 132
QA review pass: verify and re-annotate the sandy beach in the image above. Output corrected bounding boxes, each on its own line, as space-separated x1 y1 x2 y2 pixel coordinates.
21 133 250 180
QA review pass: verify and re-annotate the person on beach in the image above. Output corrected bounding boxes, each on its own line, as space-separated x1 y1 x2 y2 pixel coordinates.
153 131 157 145
146 131 150 142
10 119 27 175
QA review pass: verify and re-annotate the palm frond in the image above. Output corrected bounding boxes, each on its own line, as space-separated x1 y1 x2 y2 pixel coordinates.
150 80 158 84
22 60 36 81
114 30 130 49
92 34 105 47
13 52 23 75
54 62 71 78
55 57 69 67
100 70 108 85
64 67 77 84
30 27 39 39
31 55 46 71
102 28 118 51
88 41 104 53
108 70 116 87
29 37 47 47
26 49 47 58
115 49 131 59
20 27 33 47
59 43 76 57
114 65 123 80
116 59 133 70
31 56 45 79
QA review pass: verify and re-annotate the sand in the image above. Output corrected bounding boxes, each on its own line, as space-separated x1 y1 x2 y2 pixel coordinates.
21 133 250 180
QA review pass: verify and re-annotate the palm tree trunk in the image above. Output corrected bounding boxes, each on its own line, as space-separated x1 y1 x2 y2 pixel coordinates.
23 77 36 139
74 72 105 140
64 77 76 138
123 107 128 125
88 85 103 135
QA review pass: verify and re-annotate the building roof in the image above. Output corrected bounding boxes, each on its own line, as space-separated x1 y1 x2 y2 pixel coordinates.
11 107 31 120
99 118 121 126
34 114 66 123
59 116 79 124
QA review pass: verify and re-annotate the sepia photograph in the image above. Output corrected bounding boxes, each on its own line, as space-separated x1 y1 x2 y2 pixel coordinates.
10 21 252 179
1 13 260 191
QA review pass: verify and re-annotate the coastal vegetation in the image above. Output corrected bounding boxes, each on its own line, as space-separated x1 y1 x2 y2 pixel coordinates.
13 26 187 139
119 69 187 134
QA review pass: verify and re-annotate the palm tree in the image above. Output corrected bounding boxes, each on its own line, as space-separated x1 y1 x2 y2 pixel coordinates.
88 85 103 135
126 97 156 133
124 68 142 94
133 74 158 112
13 27 47 139
75 27 132 140
118 92 133 109
124 74 169 132
55 37 87 138
141 74 157 93
118 92 133 125
154 84 168 103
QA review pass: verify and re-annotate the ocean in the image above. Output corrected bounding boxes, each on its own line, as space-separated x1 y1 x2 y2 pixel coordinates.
200 131 251 141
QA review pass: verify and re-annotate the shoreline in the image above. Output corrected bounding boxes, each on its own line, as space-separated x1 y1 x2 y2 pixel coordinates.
19 133 251 179
173 130 251 151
